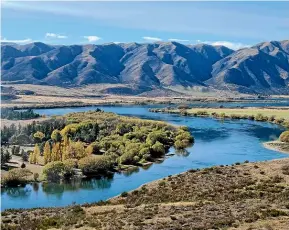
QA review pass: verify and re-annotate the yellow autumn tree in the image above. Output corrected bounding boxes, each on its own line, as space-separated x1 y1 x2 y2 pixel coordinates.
29 151 34 164
43 141 51 164
51 142 61 161
75 141 86 159
85 143 99 155
30 144 40 164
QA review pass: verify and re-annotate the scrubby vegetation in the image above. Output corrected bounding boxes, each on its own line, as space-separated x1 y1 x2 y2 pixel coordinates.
1 108 40 120
1 168 32 186
280 131 289 143
2 159 289 229
1 110 193 183
150 107 289 128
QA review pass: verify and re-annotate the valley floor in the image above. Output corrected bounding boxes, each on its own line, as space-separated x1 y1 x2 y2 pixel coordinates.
2 158 289 230
0 84 260 109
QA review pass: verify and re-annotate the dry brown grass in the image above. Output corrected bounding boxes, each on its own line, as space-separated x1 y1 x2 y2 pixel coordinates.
186 107 289 120
2 158 289 230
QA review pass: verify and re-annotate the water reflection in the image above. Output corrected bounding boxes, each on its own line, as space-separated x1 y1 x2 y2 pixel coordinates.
4 187 31 198
175 149 190 157
32 183 39 192
41 176 114 195
122 167 140 177
245 124 284 141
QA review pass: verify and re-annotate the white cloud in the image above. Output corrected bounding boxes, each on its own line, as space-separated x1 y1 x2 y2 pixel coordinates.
83 36 101 42
45 33 67 39
168 38 189 42
196 40 250 50
143 36 162 42
210 41 250 50
3 1 289 41
0 37 33 44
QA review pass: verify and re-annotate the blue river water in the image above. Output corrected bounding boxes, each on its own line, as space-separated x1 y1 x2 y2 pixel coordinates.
1 105 287 210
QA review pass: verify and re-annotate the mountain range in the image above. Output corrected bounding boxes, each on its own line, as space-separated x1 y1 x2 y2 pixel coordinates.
1 40 289 95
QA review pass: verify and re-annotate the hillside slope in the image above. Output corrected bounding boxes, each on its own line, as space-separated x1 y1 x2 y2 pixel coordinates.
1 40 289 95
208 40 289 94
2 158 289 229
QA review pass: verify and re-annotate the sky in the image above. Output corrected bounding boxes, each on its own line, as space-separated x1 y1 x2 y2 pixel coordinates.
1 1 289 50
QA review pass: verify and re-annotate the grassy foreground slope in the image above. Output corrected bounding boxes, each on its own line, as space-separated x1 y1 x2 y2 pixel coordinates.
2 158 289 230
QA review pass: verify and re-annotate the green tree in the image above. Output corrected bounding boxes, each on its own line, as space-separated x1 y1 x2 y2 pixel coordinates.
33 131 45 143
51 129 62 142
1 148 11 166
15 145 20 155
21 149 28 162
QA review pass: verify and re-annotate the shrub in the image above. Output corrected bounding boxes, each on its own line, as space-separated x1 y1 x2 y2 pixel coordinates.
21 149 28 162
51 129 62 142
151 141 166 156
34 173 39 181
281 164 289 175
174 130 194 149
33 131 45 143
196 111 209 116
85 143 100 155
121 191 128 197
178 104 190 110
280 131 289 143
42 161 74 182
1 148 11 165
78 156 113 176
1 168 32 186
254 113 267 121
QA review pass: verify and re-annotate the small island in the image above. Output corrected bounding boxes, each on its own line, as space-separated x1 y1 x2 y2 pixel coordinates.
1 110 194 186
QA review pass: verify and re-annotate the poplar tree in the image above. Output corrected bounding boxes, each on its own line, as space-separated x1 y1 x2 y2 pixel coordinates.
43 141 51 164
33 144 40 164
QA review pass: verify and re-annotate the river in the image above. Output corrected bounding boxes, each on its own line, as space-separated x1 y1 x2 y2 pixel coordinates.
1 104 287 210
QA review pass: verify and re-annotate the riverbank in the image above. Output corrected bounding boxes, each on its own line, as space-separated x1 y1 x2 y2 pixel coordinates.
149 107 289 128
2 158 289 230
263 141 289 154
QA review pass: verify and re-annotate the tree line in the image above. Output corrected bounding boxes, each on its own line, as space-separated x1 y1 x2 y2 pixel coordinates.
1 108 40 120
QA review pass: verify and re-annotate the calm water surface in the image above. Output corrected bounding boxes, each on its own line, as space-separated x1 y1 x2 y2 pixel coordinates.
1 105 287 210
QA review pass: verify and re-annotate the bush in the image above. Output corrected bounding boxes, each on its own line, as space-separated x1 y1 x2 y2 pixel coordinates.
151 141 165 156
1 168 32 186
78 156 113 176
121 191 128 197
43 161 74 182
174 130 194 149
1 148 11 165
254 113 267 121
281 164 289 175
85 143 100 155
280 131 289 143
34 173 39 181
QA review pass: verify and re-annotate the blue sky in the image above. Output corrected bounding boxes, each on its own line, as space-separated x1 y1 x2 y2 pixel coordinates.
1 1 289 49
